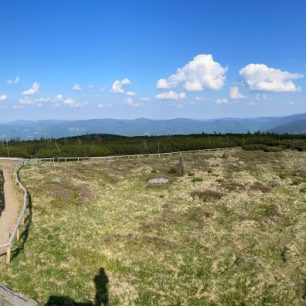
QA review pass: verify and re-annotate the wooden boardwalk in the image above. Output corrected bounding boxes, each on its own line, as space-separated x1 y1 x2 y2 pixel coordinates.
0 159 21 261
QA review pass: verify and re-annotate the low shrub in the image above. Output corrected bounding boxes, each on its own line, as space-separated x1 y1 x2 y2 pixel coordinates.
191 189 223 202
192 177 203 182
169 157 186 176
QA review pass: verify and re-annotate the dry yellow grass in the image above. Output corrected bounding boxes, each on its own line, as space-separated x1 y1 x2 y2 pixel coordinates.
1 149 306 305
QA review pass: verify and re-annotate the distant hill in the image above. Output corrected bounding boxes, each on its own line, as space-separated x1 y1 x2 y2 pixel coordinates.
269 120 306 134
1 114 306 139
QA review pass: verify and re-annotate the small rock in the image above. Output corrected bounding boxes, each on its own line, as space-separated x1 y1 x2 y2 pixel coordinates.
148 177 169 185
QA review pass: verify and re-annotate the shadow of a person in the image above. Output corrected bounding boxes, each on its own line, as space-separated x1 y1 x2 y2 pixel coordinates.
94 267 109 306
45 267 109 306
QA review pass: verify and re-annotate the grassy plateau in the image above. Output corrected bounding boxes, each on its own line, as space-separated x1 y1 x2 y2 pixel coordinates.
1 149 306 305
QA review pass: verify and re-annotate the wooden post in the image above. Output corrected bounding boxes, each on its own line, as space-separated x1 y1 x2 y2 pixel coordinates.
6 245 11 264
17 227 20 241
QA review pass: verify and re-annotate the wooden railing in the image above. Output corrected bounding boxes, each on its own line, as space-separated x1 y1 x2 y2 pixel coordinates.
35 147 239 163
0 160 29 264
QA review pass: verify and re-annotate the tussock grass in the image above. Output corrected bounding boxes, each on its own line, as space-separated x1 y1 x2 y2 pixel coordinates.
1 150 306 305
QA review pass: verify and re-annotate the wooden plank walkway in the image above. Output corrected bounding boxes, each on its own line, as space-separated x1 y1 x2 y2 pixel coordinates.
0 160 21 260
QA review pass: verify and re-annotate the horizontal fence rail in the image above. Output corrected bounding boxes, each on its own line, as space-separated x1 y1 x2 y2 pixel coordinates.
35 147 240 163
0 160 29 264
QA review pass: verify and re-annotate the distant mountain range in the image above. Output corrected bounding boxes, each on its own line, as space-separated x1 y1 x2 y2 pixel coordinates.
1 113 306 140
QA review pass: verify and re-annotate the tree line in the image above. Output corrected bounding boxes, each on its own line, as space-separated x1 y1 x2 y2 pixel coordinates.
0 133 305 159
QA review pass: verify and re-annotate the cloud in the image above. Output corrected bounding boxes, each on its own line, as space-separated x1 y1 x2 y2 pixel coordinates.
216 98 228 104
239 64 303 92
126 91 136 96
22 82 40 96
230 86 246 100
17 93 81 108
54 94 64 102
18 96 50 106
63 98 80 107
51 94 80 107
7 76 20 85
111 78 131 93
155 91 186 100
156 54 227 92
0 95 8 101
72 84 82 91
124 98 141 108
156 79 170 89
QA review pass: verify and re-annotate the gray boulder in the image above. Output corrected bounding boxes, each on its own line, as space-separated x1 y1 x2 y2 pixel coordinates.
148 177 169 185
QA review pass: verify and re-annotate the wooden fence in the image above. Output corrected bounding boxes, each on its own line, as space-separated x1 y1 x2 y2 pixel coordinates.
35 147 239 163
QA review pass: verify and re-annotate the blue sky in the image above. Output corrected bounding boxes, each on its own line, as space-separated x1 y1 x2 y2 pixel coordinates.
0 0 305 121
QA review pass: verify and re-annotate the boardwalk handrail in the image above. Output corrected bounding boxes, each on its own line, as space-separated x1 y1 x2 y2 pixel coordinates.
0 160 29 264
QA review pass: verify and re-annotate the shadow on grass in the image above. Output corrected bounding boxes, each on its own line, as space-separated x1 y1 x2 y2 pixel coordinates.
11 193 33 261
0 170 5 216
46 267 109 306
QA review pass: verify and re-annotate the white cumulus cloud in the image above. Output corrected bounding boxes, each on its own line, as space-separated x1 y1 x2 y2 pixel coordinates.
126 91 136 96
124 98 141 108
0 94 8 101
156 54 227 92
22 82 40 96
7 76 20 85
63 98 79 107
0 95 8 101
239 64 303 92
230 86 247 100
72 84 82 91
54 94 64 102
111 78 131 93
155 91 186 100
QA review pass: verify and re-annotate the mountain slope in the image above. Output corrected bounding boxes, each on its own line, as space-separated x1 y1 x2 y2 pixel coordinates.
1 114 306 139
270 120 306 134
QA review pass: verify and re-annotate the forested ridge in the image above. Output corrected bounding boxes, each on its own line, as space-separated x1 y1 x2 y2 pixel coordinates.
1 133 306 158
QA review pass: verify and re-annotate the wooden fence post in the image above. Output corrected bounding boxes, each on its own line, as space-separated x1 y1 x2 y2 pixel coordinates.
6 245 11 264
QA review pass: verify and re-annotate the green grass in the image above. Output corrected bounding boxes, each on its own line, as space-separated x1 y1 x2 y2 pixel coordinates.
1 149 306 305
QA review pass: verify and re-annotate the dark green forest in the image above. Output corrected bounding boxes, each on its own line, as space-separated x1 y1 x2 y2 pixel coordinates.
0 133 306 159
